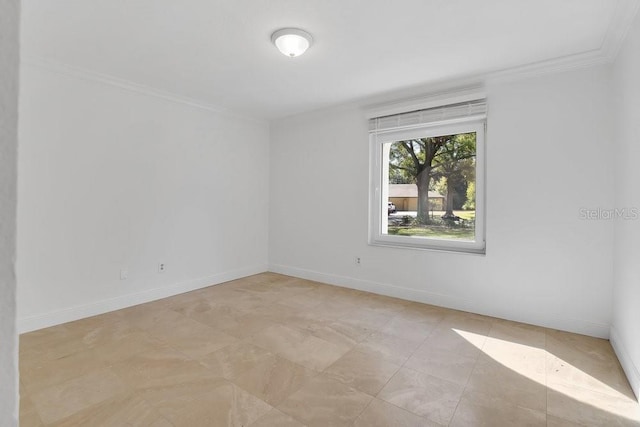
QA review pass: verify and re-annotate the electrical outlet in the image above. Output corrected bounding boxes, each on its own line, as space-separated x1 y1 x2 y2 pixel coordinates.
158 263 166 273
355 257 361 266
120 269 128 280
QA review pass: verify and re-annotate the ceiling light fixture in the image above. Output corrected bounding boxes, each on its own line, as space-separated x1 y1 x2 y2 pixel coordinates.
271 28 313 57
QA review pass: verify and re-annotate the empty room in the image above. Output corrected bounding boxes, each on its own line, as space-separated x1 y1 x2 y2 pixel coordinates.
2 0 640 425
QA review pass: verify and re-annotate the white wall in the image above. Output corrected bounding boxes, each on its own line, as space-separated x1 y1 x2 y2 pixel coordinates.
270 65 614 338
0 0 20 424
17 64 270 331
611 11 640 400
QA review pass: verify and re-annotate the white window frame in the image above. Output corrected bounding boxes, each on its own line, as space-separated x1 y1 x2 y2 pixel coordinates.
369 118 486 254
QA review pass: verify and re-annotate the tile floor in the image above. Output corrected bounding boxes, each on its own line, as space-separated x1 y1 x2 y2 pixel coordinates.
19 273 640 426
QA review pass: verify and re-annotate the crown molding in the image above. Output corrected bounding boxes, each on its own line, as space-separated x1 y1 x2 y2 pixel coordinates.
21 55 267 124
601 0 640 62
487 0 639 84
20 1 639 122
485 49 609 84
359 47 609 118
352 1 640 118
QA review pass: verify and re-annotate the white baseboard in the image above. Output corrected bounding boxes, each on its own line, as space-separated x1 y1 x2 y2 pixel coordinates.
18 264 268 333
610 326 640 402
268 263 610 339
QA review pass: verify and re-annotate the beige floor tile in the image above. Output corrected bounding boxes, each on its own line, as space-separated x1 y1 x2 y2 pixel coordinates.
197 341 274 380
18 273 639 427
199 279 252 294
272 276 320 291
483 322 546 373
251 324 349 371
221 276 258 287
222 278 275 293
277 375 373 427
20 347 107 393
354 398 442 427
448 310 498 323
292 287 334 303
18 409 44 427
190 285 237 301
20 333 87 364
157 379 272 427
306 283 359 299
380 315 440 343
303 303 355 325
546 330 633 399
339 307 395 330
59 310 122 332
145 417 174 427
546 353 633 399
546 329 615 362
30 368 128 425
546 415 589 427
146 315 239 358
547 382 640 426
404 346 477 385
110 347 217 392
167 291 225 314
189 308 245 332
142 376 232 410
324 349 401 395
480 331 546 385
250 408 307 427
279 292 325 310
489 319 546 347
20 394 36 415
20 395 44 427
310 296 362 316
170 297 245 324
304 318 374 348
232 353 317 405
210 289 274 312
356 293 410 314
93 331 166 365
245 272 297 284
465 353 547 412
218 312 280 339
317 298 360 314
426 321 488 358
20 324 75 354
70 319 161 367
49 392 171 427
110 347 226 409
395 302 447 323
354 331 422 365
119 303 186 331
377 367 464 425
238 282 296 301
449 390 546 427
199 289 253 308
252 302 317 325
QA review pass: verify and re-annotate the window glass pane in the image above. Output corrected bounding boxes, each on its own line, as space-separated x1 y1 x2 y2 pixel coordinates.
383 132 477 242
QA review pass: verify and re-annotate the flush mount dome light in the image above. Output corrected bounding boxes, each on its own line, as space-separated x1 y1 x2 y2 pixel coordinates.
271 28 313 57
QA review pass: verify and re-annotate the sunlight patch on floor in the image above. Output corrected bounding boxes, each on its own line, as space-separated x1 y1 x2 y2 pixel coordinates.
452 328 640 423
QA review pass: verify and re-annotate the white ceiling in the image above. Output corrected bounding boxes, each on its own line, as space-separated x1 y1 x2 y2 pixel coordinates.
21 0 636 120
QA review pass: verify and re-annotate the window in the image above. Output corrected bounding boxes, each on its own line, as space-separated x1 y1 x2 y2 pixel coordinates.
369 99 486 253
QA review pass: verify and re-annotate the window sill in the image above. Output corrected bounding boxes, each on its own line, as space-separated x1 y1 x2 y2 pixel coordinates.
368 237 486 255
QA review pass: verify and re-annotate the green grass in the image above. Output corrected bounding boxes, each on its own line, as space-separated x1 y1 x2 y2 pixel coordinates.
388 227 474 240
387 210 475 240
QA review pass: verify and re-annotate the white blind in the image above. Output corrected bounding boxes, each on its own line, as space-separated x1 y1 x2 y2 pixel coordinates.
369 99 486 133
